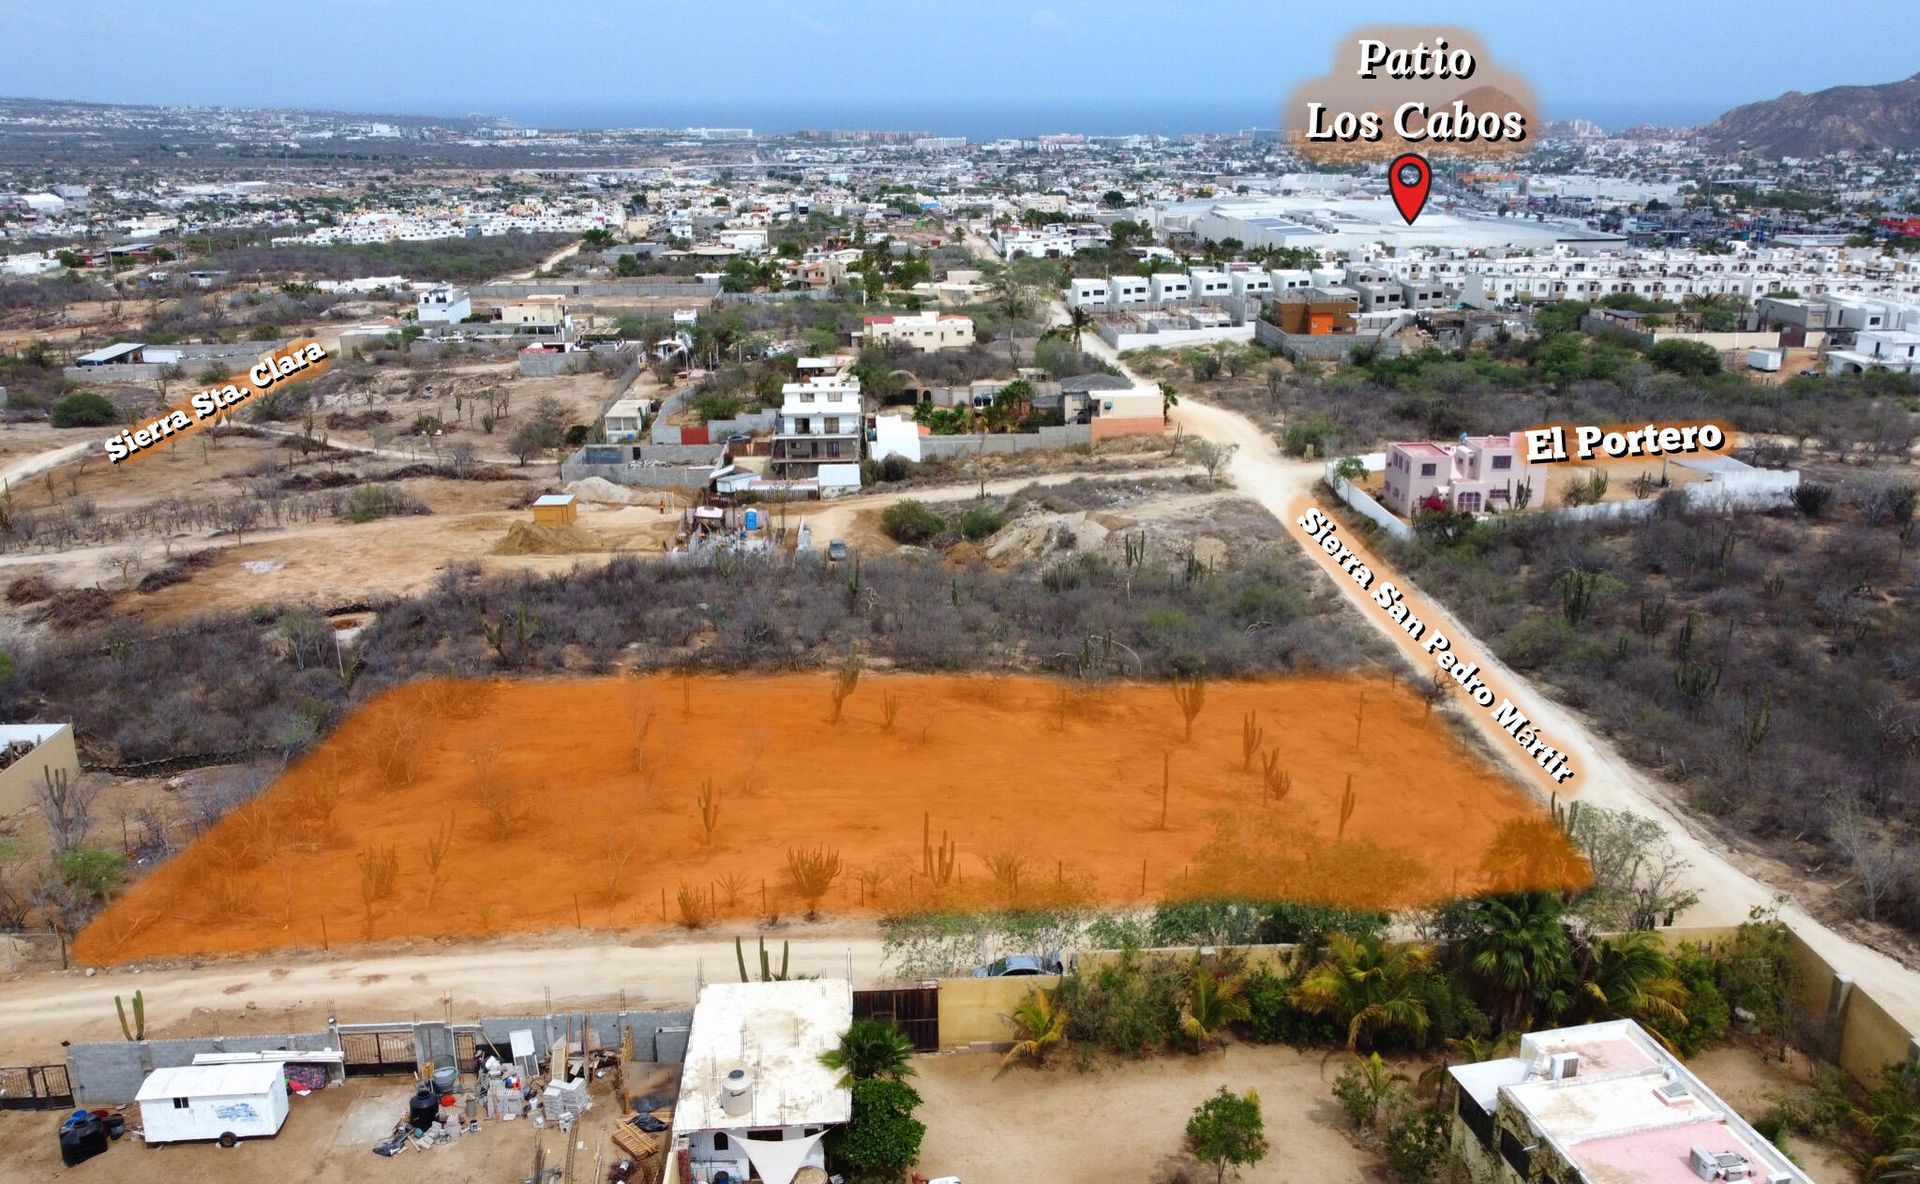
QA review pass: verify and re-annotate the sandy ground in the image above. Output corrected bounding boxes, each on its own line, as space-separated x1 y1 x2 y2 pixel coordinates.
1689 1043 1861 1183
0 927 887 1063
76 671 1570 964
0 1061 664 1184
913 1043 1377 1184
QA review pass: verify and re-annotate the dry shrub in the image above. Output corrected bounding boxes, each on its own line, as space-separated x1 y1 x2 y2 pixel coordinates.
675 882 713 930
5 575 53 604
785 846 843 919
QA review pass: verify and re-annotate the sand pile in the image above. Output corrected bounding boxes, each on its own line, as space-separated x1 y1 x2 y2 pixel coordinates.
565 477 641 505
491 522 609 555
985 510 1111 562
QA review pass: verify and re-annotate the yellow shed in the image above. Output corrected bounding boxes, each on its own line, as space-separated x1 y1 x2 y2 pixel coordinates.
532 493 578 525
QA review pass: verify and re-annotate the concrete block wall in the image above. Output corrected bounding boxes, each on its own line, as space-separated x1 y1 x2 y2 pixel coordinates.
559 457 713 488
917 423 1092 460
69 1032 338 1106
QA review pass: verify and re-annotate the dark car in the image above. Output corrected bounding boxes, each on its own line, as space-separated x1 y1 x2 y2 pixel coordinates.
827 538 849 562
969 953 1063 978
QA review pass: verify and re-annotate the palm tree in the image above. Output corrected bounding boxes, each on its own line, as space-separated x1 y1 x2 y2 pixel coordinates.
818 1019 915 1085
1159 381 1179 424
1465 893 1573 1031
1416 1032 1520 1109
1001 988 1068 1069
1179 963 1251 1051
1058 305 1093 350
1872 1141 1920 1184
1581 930 1689 1032
1292 932 1433 1051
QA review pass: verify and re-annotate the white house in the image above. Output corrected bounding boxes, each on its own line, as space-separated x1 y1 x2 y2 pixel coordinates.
602 395 650 442
671 979 854 1184
1149 272 1192 305
1110 276 1151 307
1828 328 1920 375
861 311 975 352
1067 278 1111 309
1188 269 1232 303
772 375 863 478
135 1062 290 1146
416 284 471 324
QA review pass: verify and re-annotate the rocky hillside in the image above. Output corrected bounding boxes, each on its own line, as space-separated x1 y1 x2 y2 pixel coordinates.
1698 73 1920 156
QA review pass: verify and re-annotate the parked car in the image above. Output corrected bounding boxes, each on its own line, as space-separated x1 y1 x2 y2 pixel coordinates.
827 538 849 562
969 953 1062 978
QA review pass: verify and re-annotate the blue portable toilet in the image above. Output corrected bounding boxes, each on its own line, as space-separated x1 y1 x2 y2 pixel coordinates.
744 508 759 531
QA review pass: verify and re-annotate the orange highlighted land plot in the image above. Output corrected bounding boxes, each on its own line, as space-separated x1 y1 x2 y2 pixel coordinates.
77 673 1589 965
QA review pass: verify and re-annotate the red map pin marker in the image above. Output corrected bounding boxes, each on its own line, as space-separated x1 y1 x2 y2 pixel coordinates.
1389 153 1432 224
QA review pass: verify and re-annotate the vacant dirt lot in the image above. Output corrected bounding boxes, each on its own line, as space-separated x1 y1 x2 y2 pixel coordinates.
914 1044 1377 1183
76 672 1577 965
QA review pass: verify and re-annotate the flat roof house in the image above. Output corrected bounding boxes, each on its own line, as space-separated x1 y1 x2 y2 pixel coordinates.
416 284 471 324
861 310 975 353
1382 433 1543 517
669 978 853 1184
1448 1020 1813 1184
772 375 863 479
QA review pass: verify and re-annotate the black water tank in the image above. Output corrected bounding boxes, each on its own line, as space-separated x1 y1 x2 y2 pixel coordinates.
60 1116 108 1166
408 1085 439 1132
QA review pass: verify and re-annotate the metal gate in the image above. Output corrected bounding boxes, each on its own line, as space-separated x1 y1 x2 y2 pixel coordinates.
340 1028 417 1076
453 1029 478 1072
0 1064 74 1110
852 987 939 1052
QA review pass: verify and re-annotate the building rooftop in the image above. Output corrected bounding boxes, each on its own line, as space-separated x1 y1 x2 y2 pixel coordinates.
674 978 853 1134
1452 1021 1813 1184
136 1061 284 1101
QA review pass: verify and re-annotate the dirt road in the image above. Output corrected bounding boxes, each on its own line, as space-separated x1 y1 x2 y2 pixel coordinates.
1164 393 1920 1033
0 932 887 1061
0 439 92 487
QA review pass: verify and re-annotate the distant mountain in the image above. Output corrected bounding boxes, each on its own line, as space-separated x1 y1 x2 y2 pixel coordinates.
1698 73 1920 156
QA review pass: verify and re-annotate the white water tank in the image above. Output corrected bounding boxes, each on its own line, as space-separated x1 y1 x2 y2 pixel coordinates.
720 1067 753 1118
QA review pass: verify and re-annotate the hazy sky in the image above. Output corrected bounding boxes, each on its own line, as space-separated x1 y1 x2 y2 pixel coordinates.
2 0 1913 128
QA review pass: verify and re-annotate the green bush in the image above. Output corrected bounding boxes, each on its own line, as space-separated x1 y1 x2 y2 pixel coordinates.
1050 949 1187 1058
58 847 125 900
826 1078 925 1181
958 505 1004 541
880 500 944 544
49 391 118 428
344 484 427 524
1243 968 1341 1046
1646 339 1721 377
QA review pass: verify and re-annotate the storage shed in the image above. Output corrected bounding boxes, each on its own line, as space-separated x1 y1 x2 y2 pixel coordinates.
532 493 578 525
135 1061 289 1146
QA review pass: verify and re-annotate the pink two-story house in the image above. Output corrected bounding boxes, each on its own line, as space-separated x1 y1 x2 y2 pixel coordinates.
1381 432 1545 517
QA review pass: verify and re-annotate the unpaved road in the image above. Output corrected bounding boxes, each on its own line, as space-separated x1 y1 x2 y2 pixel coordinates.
1163 393 1920 1034
0 439 91 487
0 933 888 1061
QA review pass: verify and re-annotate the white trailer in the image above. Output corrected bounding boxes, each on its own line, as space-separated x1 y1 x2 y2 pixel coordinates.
1747 347 1783 372
135 1062 289 1147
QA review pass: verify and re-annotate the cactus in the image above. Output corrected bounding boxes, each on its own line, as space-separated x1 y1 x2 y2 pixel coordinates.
921 812 957 888
1261 750 1291 804
735 935 792 981
1550 792 1583 837
1738 690 1772 753
1171 667 1206 742
115 990 145 1041
1337 775 1357 840
1241 711 1264 772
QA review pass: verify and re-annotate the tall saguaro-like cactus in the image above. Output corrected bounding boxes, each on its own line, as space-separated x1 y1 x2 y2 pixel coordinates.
115 990 145 1041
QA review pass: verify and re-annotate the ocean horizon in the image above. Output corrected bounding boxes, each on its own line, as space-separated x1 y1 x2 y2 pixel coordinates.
407 98 1728 138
